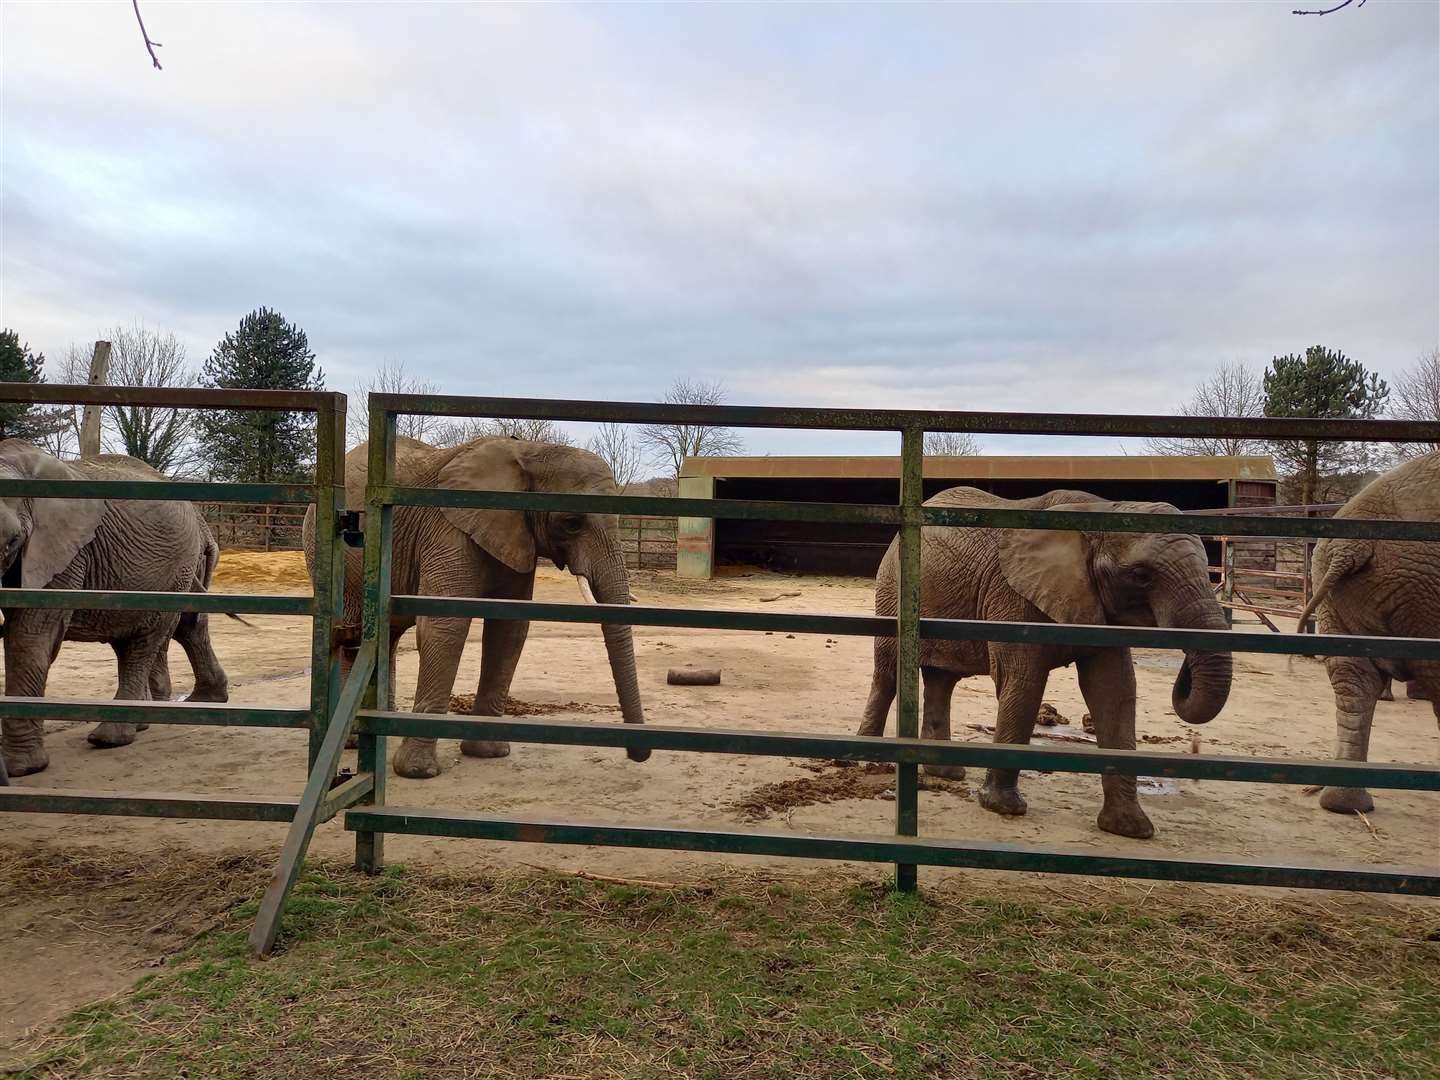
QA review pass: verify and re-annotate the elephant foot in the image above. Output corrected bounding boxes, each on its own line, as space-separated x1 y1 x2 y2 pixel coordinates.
1379 681 1395 702
1405 680 1431 702
460 739 512 759
185 686 229 704
923 763 966 781
1319 785 1375 815
979 784 1027 817
2 746 49 777
393 738 442 779
87 722 139 748
1097 801 1154 839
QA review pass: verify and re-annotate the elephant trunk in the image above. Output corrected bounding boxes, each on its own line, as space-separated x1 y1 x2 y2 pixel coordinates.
1156 590 1232 725
575 536 649 763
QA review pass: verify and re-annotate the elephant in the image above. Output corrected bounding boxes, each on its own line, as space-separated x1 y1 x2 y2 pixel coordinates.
858 487 1233 839
1294 451 1440 815
303 435 646 779
0 442 231 777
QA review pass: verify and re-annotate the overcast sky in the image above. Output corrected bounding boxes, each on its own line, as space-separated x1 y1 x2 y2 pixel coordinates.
2 2 1436 456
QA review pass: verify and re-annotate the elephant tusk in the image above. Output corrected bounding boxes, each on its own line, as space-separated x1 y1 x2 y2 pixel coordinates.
629 590 640 604
577 576 598 605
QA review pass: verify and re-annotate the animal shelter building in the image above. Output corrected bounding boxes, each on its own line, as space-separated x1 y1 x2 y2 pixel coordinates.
675 455 1277 578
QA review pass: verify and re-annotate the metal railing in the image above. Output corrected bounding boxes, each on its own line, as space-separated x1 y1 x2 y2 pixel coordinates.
0 385 373 847
233 396 1440 953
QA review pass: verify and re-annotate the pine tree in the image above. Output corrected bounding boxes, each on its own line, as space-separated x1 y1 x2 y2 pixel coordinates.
1262 346 1389 504
194 309 325 483
0 330 70 443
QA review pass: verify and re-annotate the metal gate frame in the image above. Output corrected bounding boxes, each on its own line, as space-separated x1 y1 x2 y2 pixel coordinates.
243 395 1440 953
0 385 375 900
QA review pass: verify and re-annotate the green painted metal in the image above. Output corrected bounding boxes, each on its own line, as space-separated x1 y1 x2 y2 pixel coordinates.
387 597 1440 661
344 809 1440 897
0 788 298 821
0 589 311 616
0 384 344 412
382 486 1440 543
0 479 317 504
250 640 377 958
354 712 1440 789
367 392 1440 443
894 427 923 891
317 772 376 824
355 407 398 875
0 697 308 728
307 400 348 769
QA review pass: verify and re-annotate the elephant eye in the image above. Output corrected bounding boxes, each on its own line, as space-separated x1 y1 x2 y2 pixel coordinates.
1127 565 1153 586
559 514 585 534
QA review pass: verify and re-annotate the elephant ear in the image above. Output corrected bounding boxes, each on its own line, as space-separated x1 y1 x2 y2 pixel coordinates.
997 502 1105 626
435 439 535 574
0 443 108 589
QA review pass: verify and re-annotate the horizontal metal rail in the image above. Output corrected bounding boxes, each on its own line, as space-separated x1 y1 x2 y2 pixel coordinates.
0 478 320 505
355 711 1440 790
0 698 310 728
382 486 1440 543
0 384 343 411
344 809 1440 897
0 589 312 616
388 597 1440 661
369 393 1440 442
0 788 299 821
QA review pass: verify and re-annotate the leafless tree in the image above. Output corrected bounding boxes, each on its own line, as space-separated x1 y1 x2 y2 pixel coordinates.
923 431 981 456
32 345 89 458
104 324 201 476
638 378 744 480
349 359 442 446
587 423 643 491
427 416 575 448
1391 348 1440 460
1144 361 1267 457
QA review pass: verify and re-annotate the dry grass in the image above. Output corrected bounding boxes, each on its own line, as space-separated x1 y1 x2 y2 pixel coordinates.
5 843 1439 1079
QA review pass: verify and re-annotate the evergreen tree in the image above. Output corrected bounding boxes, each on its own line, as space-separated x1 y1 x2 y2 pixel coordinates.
1262 346 1389 504
0 330 69 443
195 309 324 482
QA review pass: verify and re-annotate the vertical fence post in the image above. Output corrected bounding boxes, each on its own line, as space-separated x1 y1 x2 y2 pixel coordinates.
1221 538 1235 630
355 403 396 874
79 340 111 459
893 425 924 892
308 399 346 769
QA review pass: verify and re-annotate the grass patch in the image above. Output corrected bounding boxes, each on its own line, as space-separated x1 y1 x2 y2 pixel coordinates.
6 848 1439 1079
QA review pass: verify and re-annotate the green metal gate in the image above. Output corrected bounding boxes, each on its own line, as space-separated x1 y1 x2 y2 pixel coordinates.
0 386 374 860
249 394 1440 953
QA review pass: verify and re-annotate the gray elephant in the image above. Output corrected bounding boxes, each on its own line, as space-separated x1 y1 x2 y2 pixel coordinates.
304 435 645 779
1295 451 1440 815
0 442 229 777
858 487 1233 839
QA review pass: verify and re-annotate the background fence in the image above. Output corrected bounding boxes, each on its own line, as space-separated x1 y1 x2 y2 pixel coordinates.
619 514 677 570
202 503 307 551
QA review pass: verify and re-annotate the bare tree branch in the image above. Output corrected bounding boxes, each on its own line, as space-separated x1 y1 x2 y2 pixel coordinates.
1391 348 1440 461
638 378 744 481
132 0 164 70
587 423 643 491
1144 361 1267 458
349 360 442 446
923 431 981 456
1292 0 1365 16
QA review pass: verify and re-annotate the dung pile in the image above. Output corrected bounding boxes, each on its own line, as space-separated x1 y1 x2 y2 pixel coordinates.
448 694 620 716
728 761 970 821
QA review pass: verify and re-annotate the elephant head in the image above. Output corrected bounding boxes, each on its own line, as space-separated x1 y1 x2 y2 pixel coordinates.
420 437 647 756
998 501 1232 724
0 440 107 589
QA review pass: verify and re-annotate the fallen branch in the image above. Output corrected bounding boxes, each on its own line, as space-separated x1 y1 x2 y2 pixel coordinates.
758 591 802 603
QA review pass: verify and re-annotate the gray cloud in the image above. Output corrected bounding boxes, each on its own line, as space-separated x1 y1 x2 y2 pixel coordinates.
1 3 1435 457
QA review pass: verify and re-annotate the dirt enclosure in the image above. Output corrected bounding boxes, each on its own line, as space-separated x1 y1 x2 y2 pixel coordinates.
4 551 1438 1047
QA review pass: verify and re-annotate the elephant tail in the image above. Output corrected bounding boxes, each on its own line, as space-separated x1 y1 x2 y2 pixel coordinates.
1295 539 1373 633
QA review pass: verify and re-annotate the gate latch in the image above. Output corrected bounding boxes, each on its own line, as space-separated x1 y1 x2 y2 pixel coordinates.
339 510 364 548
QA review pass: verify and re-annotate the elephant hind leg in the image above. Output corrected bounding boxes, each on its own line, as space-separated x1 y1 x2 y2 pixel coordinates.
856 638 898 739
176 612 229 703
978 657 1047 819
921 667 965 780
394 616 471 779
89 630 171 749
1318 657 1385 815
1 613 67 777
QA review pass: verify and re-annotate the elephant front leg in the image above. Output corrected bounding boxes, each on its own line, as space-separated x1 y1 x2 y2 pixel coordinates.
1 615 65 777
394 616 471 779
921 667 965 780
1319 657 1386 815
978 658 1047 818
1078 648 1152 839
461 614 531 759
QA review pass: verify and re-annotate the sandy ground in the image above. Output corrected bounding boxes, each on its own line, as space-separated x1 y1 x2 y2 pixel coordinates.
4 550 1438 1048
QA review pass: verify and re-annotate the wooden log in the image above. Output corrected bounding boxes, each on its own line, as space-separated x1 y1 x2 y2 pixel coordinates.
667 668 721 686
79 340 111 459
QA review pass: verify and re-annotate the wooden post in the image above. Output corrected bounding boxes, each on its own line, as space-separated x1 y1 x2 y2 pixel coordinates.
79 341 111 459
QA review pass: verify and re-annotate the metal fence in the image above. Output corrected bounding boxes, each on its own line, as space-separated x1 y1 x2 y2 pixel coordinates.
0 385 373 900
